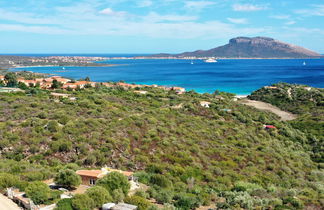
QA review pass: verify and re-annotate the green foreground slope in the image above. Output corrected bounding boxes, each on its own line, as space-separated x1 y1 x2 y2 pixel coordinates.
0 84 323 209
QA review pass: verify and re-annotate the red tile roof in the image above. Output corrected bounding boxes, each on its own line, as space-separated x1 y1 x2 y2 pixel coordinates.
76 170 104 178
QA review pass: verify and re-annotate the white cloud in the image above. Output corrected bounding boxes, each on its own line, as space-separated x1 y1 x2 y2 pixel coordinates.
99 8 127 17
270 15 290 20
184 1 216 11
232 4 267 12
295 4 324 16
227 18 248 24
137 0 153 8
146 12 198 22
285 21 296 25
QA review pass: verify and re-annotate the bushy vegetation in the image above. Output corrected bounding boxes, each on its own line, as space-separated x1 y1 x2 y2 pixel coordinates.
249 83 324 162
0 79 323 209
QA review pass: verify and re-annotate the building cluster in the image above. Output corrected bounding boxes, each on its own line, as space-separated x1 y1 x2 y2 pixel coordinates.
0 75 186 94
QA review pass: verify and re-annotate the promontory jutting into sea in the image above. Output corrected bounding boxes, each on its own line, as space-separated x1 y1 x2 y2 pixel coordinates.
0 1 324 209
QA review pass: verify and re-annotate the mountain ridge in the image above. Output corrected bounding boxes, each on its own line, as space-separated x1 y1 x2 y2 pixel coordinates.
153 37 323 58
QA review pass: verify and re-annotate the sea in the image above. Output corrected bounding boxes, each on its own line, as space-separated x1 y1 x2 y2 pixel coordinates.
10 54 324 95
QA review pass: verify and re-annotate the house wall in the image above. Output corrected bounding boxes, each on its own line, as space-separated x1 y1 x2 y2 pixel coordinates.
80 175 98 186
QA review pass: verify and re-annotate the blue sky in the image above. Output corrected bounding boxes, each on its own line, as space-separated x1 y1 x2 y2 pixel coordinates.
0 0 323 53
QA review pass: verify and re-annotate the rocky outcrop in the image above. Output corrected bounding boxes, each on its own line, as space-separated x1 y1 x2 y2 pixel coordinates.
156 37 322 58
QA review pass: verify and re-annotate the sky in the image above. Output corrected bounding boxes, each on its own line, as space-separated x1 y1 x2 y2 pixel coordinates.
0 0 323 54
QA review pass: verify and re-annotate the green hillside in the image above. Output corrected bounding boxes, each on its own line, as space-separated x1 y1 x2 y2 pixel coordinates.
249 83 324 163
0 82 323 209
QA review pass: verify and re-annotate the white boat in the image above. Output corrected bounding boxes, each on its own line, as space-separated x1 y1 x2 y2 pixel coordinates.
204 58 217 63
190 60 194 65
62 67 65 70
303 62 306 66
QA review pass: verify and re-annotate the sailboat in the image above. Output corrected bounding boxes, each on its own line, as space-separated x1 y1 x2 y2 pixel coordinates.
191 60 194 65
303 61 306 66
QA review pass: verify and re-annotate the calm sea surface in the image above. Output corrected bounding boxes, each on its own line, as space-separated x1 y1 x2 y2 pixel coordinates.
11 55 324 95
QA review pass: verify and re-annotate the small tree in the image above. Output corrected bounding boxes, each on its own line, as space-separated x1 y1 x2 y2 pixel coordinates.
86 186 113 208
4 72 17 87
51 79 62 89
54 169 81 189
25 181 51 205
96 172 130 195
71 194 95 210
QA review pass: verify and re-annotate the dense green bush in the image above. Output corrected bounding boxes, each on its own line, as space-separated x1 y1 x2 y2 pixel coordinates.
124 195 152 210
71 194 95 210
25 181 54 205
96 172 130 195
54 169 81 189
86 186 113 208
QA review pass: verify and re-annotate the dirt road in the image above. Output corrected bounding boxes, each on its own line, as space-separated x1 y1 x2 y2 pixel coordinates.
239 99 297 121
0 194 21 210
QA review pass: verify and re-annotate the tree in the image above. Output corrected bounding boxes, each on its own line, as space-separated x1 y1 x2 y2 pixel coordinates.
54 169 81 189
4 72 17 87
25 181 51 204
51 79 62 89
96 172 130 195
85 76 91 81
71 194 95 210
86 186 113 208
124 195 151 210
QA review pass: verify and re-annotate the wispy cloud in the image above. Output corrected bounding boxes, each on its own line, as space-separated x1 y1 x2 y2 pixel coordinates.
295 4 324 16
285 21 296 25
99 8 128 17
146 12 198 22
0 4 267 39
227 18 248 24
136 0 153 8
270 15 290 20
184 1 216 11
232 4 268 12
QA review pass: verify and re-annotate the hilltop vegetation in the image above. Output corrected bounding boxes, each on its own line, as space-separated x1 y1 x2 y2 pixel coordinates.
0 80 323 209
249 83 324 163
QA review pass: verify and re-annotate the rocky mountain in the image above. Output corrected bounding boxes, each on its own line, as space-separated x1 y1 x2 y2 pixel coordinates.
155 37 322 58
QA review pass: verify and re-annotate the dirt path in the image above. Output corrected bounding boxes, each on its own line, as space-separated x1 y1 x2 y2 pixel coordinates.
239 99 297 121
0 194 21 210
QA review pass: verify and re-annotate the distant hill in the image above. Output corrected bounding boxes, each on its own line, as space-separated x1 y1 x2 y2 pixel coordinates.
154 37 322 58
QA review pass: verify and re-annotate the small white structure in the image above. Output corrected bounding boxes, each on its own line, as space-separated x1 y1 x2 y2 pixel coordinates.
112 203 138 210
102 203 116 210
200 101 211 108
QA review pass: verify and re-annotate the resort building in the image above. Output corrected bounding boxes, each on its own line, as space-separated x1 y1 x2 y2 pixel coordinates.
76 168 135 186
76 170 105 186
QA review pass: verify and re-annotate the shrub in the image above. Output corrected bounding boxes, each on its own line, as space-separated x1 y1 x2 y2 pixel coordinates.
54 169 81 189
0 173 20 189
124 195 151 210
71 194 95 210
112 188 125 203
25 181 51 205
55 198 73 210
96 172 130 195
150 174 171 188
86 186 113 208
155 189 173 204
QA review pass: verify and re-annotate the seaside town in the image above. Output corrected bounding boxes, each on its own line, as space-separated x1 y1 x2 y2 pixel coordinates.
0 73 186 94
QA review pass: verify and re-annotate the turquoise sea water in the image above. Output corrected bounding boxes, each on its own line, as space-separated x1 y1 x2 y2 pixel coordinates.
12 57 324 95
